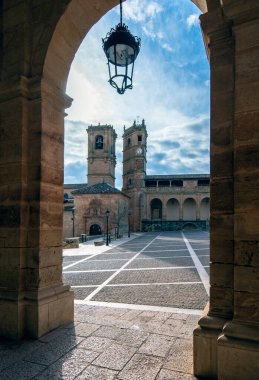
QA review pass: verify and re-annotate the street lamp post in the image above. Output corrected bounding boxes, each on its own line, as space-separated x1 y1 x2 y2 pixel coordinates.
128 211 131 238
106 210 110 246
71 207 76 237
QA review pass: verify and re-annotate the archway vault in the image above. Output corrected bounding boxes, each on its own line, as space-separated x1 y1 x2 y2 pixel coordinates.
2 1 259 379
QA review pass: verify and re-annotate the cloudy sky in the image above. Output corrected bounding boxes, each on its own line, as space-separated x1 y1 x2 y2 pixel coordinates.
64 0 210 189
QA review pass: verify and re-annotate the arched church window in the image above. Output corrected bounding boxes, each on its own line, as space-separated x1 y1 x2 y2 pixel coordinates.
95 135 103 149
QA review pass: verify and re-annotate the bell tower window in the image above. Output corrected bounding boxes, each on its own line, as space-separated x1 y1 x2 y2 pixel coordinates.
95 135 103 149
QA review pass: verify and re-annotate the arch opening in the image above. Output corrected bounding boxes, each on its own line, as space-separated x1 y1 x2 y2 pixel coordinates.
183 198 197 221
89 224 102 236
166 198 180 220
150 198 163 220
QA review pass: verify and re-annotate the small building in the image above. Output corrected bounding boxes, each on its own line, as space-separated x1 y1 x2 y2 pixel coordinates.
63 125 130 239
68 182 129 238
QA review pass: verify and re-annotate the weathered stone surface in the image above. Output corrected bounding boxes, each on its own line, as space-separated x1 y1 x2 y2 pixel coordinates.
35 348 96 380
235 291 259 322
164 338 193 373
116 329 149 348
93 325 122 339
77 336 114 352
66 322 100 337
235 111 259 142
210 262 233 288
209 286 233 318
76 365 118 380
118 353 163 380
138 334 175 357
218 335 259 380
92 343 137 370
157 369 196 380
234 211 259 240
210 179 234 212
235 267 259 293
235 241 259 266
210 214 233 240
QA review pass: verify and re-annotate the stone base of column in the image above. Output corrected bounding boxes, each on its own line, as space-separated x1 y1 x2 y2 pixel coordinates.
217 321 259 380
0 285 74 339
193 304 229 379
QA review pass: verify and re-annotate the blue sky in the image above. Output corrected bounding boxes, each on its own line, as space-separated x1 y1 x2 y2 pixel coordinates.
64 0 210 188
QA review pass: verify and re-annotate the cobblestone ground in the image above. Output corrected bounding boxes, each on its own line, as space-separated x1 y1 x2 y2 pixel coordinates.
0 231 209 379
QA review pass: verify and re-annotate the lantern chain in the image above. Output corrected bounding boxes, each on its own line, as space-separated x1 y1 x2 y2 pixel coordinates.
120 0 123 26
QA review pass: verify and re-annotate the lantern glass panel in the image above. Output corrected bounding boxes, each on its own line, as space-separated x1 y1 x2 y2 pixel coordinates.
107 44 135 66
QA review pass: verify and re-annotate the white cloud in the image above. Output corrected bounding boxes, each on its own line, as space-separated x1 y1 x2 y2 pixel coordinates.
123 0 163 22
186 14 200 29
161 43 174 53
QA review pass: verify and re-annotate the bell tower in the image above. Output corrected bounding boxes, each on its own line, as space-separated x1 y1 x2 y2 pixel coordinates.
87 124 117 186
122 119 147 231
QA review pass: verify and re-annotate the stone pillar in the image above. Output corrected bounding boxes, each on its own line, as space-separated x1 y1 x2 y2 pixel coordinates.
196 198 200 220
216 2 259 379
179 197 183 220
0 76 74 339
193 7 235 379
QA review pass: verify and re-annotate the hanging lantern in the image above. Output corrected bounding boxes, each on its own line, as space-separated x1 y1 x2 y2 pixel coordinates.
102 0 141 94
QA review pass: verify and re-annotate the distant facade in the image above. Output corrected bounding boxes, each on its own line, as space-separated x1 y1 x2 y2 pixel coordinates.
122 120 210 232
64 120 210 238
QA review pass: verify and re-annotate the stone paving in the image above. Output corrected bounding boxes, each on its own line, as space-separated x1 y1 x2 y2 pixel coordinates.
0 304 200 379
0 231 209 379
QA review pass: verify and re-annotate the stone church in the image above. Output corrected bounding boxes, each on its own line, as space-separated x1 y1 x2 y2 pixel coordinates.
64 119 210 238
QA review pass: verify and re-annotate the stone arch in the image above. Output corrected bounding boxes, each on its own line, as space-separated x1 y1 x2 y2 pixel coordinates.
182 222 198 230
3 2 259 379
166 198 180 220
89 224 102 235
200 197 210 220
95 135 104 149
183 198 197 221
150 198 163 220
42 0 207 92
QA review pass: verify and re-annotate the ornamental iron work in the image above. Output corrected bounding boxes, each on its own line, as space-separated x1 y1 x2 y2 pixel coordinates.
102 0 141 94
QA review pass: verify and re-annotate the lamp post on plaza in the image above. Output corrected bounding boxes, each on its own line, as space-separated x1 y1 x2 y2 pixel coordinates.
128 211 131 238
71 207 76 237
106 210 110 246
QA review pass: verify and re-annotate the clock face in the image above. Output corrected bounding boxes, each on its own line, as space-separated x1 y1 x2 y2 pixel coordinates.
136 147 142 155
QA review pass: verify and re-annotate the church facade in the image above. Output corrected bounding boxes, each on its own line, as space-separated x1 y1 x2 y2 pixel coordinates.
64 120 210 238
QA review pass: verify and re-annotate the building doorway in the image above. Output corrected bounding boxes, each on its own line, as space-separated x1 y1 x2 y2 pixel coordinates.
89 224 102 236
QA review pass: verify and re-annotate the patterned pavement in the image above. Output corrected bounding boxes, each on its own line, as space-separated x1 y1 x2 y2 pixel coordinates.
63 231 209 313
0 232 209 379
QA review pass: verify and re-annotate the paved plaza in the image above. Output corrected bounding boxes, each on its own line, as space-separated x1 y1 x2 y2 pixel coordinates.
1 231 209 379
63 231 209 311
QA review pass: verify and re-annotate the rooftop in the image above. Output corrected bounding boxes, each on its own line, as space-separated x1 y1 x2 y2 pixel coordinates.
71 182 125 195
145 174 210 180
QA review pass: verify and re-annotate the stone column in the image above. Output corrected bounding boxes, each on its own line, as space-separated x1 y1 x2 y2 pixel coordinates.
216 3 259 379
196 197 200 220
179 197 183 220
193 8 235 378
0 76 74 339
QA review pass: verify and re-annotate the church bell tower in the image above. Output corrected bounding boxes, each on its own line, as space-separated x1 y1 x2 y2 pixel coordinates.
87 124 117 186
122 119 147 231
